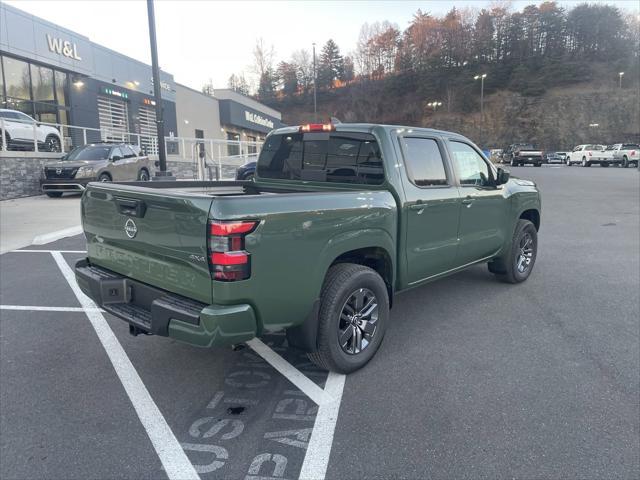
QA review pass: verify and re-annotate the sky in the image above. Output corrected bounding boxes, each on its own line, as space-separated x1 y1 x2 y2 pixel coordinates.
5 0 639 92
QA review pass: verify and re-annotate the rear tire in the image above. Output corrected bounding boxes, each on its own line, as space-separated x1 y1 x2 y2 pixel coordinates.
307 263 389 373
45 192 63 198
490 219 538 284
582 157 590 167
601 162 609 168
622 156 629 168
138 169 150 181
45 135 61 153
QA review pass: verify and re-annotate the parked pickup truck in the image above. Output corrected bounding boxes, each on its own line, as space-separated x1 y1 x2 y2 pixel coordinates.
612 143 639 168
565 144 605 167
504 144 544 167
75 123 541 373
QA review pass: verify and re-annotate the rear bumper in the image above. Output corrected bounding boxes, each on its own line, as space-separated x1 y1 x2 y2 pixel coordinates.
41 177 96 193
75 259 257 347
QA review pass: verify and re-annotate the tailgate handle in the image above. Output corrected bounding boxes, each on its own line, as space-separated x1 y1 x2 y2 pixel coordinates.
115 197 147 217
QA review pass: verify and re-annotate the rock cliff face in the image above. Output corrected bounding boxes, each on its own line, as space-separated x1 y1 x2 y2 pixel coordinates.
276 84 639 150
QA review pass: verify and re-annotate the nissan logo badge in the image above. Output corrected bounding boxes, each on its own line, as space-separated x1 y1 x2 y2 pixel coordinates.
56 168 62 174
124 218 138 239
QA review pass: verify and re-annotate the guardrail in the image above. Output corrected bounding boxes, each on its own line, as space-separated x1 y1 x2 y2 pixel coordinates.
0 118 263 166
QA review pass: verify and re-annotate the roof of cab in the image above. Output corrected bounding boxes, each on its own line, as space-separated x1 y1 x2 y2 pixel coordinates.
269 122 469 141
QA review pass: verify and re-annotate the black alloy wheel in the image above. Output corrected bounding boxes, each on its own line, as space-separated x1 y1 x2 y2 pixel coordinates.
46 135 61 153
337 288 379 355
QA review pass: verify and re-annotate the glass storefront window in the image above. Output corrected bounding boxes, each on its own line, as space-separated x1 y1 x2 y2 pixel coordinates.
55 71 67 107
1 55 70 126
3 56 31 100
31 65 54 101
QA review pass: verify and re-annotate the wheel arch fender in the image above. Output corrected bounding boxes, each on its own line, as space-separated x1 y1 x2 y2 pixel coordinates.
286 228 395 353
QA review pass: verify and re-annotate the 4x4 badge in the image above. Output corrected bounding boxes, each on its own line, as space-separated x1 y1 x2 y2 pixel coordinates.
124 218 138 238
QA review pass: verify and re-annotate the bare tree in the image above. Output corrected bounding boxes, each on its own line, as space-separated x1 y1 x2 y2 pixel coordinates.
252 38 275 77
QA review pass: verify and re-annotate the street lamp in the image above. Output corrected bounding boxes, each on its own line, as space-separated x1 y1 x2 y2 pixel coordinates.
474 74 487 117
427 101 443 112
146 0 172 179
619 71 624 89
312 43 317 122
589 123 599 128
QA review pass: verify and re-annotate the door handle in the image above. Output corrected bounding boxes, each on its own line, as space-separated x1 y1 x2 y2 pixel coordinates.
409 202 428 211
461 196 474 207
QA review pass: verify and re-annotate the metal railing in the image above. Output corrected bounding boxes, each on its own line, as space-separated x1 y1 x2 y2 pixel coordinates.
0 118 263 179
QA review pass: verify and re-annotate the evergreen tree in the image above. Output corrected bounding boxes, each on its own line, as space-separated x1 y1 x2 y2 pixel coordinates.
318 39 344 89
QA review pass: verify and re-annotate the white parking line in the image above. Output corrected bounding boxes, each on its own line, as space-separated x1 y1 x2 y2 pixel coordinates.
50 251 200 480
299 372 346 480
10 249 87 253
0 305 103 312
32 225 83 245
247 338 333 406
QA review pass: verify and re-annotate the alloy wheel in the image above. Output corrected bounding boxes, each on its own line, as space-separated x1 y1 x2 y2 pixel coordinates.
516 232 534 274
338 288 378 355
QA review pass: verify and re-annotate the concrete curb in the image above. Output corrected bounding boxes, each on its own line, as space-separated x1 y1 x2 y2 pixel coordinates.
32 225 83 245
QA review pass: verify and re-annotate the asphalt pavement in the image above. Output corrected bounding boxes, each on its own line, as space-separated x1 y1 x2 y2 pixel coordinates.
0 166 638 479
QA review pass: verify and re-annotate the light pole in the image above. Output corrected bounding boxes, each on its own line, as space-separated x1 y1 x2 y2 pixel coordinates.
619 71 624 89
147 0 172 179
427 101 443 112
474 74 487 117
312 43 317 122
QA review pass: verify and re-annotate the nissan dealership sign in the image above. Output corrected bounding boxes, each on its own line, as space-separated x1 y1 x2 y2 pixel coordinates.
219 99 283 133
245 111 274 129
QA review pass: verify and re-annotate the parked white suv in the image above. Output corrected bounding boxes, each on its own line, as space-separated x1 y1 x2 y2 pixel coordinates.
0 109 62 152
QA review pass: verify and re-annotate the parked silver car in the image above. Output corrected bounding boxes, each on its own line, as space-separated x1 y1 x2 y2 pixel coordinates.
40 143 155 197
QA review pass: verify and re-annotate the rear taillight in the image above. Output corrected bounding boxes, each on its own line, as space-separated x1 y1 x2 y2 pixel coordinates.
208 220 258 281
632 150 636 156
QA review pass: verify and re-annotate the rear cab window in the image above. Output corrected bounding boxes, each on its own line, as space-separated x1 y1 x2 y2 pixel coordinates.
257 131 384 185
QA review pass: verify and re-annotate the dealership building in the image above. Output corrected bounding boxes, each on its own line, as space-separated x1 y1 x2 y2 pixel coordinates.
0 2 283 153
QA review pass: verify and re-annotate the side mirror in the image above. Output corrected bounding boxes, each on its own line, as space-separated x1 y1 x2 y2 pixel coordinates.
154 160 160 167
111 155 122 161
496 167 510 185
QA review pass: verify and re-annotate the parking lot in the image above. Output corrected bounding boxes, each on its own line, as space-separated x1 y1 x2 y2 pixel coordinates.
1 166 638 479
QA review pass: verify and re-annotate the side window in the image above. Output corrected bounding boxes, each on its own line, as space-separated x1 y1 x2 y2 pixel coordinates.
401 137 448 186
121 146 136 158
16 112 34 123
111 147 123 160
0 111 18 120
449 141 492 187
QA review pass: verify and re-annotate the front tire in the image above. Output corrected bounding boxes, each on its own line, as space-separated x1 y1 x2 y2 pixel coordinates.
45 192 63 198
138 169 150 181
98 173 111 182
307 263 389 373
489 219 538 284
582 157 590 167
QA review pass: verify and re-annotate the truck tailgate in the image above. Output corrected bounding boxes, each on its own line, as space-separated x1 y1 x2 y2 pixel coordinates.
81 183 214 304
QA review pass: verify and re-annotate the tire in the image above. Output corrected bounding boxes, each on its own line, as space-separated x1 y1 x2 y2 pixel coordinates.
534 163 542 167
45 192 63 198
138 169 150 181
307 263 389 373
622 156 629 168
244 173 255 181
45 135 61 153
489 219 538 284
98 173 111 182
601 162 609 168
582 157 590 167
566 158 571 166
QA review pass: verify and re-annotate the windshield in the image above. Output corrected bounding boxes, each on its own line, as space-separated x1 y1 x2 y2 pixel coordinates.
63 145 112 161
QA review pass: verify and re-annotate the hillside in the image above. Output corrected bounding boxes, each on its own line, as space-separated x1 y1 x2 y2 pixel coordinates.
266 67 639 150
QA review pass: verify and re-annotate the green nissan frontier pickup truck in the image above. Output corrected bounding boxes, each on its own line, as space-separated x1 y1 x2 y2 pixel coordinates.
76 123 541 373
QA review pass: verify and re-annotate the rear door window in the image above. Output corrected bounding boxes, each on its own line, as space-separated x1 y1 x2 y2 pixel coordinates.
401 137 448 186
257 131 383 185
